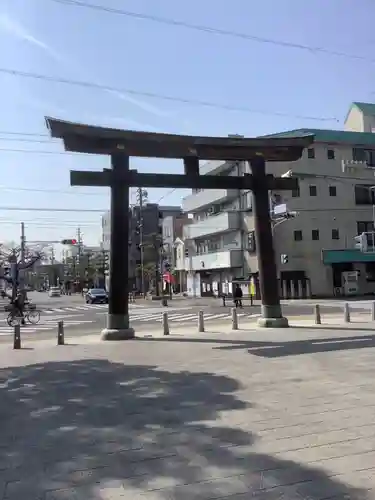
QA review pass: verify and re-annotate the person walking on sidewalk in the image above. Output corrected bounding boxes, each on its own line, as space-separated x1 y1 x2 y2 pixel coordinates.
234 284 243 308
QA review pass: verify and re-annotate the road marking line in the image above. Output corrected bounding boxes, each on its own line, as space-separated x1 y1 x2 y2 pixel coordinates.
170 314 199 322
204 314 230 320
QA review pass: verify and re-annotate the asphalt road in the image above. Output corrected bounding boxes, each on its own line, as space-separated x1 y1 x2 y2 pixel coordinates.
0 293 372 344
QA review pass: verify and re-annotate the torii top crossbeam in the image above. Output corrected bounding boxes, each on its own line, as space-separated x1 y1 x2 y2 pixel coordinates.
45 117 314 161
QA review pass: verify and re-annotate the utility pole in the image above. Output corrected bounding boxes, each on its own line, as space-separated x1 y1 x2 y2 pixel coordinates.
77 227 82 289
77 227 83 257
20 222 26 265
19 222 26 299
136 187 148 296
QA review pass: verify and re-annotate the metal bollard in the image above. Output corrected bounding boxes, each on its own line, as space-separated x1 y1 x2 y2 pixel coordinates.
344 302 350 323
13 324 21 350
314 304 321 325
198 310 205 333
162 312 169 336
57 320 65 345
371 302 375 321
231 307 238 330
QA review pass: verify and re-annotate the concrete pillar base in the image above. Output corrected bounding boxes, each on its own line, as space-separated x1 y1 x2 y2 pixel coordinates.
101 313 135 340
257 316 289 328
257 304 289 328
101 328 135 341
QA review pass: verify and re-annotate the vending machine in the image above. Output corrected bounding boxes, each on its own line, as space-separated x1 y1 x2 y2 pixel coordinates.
342 271 359 296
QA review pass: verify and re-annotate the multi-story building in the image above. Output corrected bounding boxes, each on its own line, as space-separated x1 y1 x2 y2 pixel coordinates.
101 203 182 291
181 101 375 298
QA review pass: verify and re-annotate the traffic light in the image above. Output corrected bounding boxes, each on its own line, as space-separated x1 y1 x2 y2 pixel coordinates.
280 254 288 264
104 252 110 271
248 231 256 253
61 239 77 245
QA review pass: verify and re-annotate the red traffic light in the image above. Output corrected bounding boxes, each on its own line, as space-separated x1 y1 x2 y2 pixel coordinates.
61 238 78 245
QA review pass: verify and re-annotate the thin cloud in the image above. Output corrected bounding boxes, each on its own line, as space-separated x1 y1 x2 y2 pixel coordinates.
0 11 176 120
108 89 175 118
0 12 65 62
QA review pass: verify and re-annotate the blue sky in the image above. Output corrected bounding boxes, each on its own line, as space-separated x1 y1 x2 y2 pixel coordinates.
0 0 374 250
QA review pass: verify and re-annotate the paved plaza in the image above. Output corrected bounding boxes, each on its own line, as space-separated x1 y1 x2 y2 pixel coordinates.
1 325 375 499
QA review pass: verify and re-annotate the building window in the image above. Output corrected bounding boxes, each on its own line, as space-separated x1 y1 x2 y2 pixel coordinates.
292 186 300 198
357 221 373 234
332 229 340 240
307 148 315 159
309 185 317 196
327 149 335 160
312 229 319 241
294 230 303 241
329 185 337 197
353 147 375 167
355 185 375 205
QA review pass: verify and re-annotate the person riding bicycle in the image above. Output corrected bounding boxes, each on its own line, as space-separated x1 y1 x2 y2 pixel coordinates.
12 292 26 325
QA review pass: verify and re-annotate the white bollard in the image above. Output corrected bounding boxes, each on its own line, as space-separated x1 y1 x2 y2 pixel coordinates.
314 304 321 325
231 307 238 330
298 280 304 299
282 281 288 300
162 312 169 336
371 302 375 322
198 310 205 333
306 280 312 298
344 303 350 323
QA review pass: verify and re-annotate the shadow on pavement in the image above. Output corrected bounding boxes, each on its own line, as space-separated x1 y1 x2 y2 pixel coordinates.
141 333 375 358
0 359 369 499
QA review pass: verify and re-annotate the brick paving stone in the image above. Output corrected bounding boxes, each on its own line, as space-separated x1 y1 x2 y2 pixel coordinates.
1 327 375 499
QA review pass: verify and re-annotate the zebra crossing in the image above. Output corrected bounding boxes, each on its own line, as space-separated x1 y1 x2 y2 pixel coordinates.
129 310 262 324
0 315 96 336
42 303 143 314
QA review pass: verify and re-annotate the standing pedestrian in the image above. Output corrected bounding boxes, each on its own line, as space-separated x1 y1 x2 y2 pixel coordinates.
234 284 243 308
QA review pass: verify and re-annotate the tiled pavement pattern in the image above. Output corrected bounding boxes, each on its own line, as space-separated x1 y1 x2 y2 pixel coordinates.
1 327 375 498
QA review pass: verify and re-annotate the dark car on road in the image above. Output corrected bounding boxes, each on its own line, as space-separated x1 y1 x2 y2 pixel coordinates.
85 288 108 304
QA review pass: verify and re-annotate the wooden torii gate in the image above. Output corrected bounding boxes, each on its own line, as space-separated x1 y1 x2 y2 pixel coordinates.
45 117 313 340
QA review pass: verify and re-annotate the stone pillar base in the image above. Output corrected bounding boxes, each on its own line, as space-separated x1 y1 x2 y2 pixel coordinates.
257 304 289 328
101 313 135 341
101 328 135 341
257 316 289 328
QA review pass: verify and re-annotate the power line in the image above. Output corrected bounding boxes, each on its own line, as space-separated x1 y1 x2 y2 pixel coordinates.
0 138 57 144
0 185 109 196
0 67 338 122
0 131 49 137
157 188 176 203
0 147 82 155
0 207 106 212
50 0 375 65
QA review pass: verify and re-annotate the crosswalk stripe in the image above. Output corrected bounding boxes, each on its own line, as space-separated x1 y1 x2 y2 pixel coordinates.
205 313 229 320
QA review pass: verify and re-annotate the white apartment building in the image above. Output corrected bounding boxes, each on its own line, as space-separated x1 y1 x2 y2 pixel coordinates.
181 101 375 298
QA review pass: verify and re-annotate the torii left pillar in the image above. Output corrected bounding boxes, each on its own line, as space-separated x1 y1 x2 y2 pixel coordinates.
101 152 135 340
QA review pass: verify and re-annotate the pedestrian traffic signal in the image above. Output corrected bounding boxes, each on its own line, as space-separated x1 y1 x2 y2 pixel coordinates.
61 239 77 245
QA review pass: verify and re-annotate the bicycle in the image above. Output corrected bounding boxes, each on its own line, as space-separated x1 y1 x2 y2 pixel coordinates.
7 308 41 327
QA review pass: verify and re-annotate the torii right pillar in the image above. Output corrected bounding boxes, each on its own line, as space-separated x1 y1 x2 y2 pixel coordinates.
250 154 288 328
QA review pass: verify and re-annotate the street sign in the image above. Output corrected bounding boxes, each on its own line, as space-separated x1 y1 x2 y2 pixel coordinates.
273 204 287 216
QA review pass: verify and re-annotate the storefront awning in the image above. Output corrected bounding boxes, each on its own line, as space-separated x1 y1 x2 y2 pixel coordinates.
322 249 375 264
